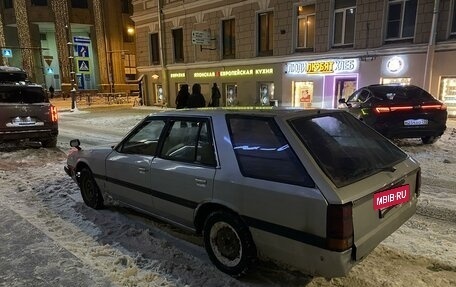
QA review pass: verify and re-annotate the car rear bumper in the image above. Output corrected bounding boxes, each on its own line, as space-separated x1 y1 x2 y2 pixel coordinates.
0 128 58 141
373 123 446 139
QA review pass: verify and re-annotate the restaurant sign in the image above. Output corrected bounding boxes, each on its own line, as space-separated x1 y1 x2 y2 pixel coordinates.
193 68 274 78
286 58 359 75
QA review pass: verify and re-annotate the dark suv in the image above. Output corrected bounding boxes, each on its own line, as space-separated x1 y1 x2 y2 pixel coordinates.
339 84 447 144
0 66 58 147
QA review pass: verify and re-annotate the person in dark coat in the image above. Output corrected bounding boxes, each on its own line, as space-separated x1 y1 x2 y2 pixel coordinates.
209 83 221 107
187 83 206 108
175 84 190 109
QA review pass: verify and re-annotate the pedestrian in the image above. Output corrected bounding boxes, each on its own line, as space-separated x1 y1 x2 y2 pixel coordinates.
48 85 55 99
175 84 190 109
209 83 221 107
187 83 206 108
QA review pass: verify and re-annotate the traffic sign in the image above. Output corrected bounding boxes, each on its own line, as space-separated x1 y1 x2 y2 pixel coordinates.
2 48 12 58
192 30 211 45
78 60 90 72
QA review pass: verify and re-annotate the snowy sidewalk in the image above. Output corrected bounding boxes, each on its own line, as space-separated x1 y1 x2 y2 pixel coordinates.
0 203 111 286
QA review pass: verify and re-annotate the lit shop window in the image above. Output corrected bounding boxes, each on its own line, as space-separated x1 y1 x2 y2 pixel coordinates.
381 77 411 85
293 81 314 108
440 77 456 107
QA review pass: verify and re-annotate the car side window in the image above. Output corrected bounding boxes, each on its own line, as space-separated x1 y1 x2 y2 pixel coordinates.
119 119 166 156
348 89 369 103
227 116 314 187
160 119 216 166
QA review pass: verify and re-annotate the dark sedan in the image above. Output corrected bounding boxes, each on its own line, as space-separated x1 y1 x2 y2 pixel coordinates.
339 84 447 144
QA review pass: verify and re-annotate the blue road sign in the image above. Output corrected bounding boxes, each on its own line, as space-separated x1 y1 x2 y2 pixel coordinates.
2 48 12 58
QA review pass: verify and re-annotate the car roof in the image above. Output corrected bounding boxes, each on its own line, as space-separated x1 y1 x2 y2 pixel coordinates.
148 107 345 119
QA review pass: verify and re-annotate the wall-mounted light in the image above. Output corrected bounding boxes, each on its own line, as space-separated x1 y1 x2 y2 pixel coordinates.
151 74 159 80
127 27 135 35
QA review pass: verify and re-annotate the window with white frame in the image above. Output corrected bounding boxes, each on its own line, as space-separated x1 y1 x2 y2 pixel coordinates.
386 0 417 40
333 0 356 46
297 5 315 49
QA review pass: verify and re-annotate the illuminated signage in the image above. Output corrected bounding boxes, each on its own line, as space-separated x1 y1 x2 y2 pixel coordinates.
170 72 185 78
286 59 359 75
193 68 274 78
386 56 404 74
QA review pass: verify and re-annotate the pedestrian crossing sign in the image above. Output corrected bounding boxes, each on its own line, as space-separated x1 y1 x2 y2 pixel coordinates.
78 60 90 72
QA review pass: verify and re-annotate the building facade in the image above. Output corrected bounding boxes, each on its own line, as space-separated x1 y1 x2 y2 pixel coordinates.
0 0 137 94
132 0 456 115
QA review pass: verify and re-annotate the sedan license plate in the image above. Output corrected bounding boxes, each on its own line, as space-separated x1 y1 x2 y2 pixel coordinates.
373 184 410 211
404 119 428 126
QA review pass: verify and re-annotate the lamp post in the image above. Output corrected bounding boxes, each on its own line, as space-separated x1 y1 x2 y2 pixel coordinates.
65 24 77 111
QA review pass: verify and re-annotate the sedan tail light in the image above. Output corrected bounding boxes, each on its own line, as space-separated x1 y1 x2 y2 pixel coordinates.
50 105 58 122
326 203 353 251
375 103 446 114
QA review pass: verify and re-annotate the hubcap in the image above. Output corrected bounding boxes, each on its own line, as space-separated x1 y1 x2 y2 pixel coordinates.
209 222 242 267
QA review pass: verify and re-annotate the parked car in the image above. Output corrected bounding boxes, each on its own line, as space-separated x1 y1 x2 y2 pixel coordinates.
0 66 58 147
64 108 419 278
338 84 447 144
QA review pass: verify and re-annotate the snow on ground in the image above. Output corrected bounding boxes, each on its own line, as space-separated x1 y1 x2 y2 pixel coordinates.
0 111 455 286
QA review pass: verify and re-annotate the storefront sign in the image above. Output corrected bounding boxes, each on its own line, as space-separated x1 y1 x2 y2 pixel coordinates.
170 72 185 78
193 68 274 78
286 59 358 75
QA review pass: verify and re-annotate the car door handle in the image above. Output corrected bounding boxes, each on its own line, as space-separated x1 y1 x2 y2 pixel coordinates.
195 178 207 187
138 167 149 173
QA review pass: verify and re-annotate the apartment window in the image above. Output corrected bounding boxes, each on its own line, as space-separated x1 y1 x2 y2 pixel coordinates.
297 5 315 49
150 33 160 65
333 0 356 46
258 11 273 56
222 19 236 59
71 0 88 9
172 28 184 63
386 0 417 40
124 54 136 81
31 0 47 6
4 0 13 8
451 1 456 35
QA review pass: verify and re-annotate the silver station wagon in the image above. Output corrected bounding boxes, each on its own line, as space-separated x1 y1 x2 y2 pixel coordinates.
65 108 420 278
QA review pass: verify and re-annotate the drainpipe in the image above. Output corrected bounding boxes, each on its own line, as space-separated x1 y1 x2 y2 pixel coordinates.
423 0 439 91
158 0 169 106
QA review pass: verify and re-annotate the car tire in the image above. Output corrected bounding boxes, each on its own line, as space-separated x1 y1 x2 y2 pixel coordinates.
79 168 104 209
203 210 256 277
421 136 439 144
42 137 57 148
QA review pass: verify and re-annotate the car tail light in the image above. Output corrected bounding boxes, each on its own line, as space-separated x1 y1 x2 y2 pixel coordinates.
374 106 414 114
421 104 447 110
50 105 58 122
326 203 353 251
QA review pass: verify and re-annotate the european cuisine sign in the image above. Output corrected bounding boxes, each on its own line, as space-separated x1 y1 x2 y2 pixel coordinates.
373 184 410 210
286 58 359 75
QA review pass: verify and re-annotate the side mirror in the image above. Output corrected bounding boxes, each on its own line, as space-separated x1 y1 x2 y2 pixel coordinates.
70 139 81 150
338 98 346 104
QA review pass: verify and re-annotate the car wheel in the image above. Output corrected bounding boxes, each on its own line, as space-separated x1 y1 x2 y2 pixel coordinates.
203 210 256 277
41 137 57 148
421 136 439 144
79 168 104 209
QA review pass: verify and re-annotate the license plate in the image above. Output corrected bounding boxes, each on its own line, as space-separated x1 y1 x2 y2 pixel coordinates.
373 184 410 211
404 119 428 126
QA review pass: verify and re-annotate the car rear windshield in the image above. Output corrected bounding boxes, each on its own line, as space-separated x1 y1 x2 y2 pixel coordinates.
0 86 48 103
370 85 436 103
289 112 407 187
